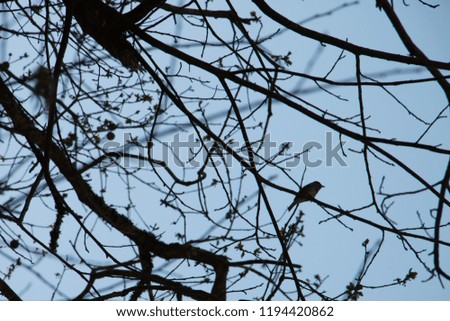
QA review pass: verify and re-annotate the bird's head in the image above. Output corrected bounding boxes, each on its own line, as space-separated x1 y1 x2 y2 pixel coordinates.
311 181 324 191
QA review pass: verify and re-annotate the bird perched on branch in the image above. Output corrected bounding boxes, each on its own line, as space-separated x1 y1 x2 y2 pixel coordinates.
67 0 166 71
288 181 324 211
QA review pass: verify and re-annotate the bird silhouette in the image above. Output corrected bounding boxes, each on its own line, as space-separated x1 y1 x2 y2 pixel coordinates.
288 181 324 211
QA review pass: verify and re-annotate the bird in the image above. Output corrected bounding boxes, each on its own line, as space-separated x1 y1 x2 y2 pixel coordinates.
288 181 324 211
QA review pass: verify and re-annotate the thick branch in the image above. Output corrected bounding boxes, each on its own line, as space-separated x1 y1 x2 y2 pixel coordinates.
0 77 229 301
66 0 142 70
251 0 450 70
124 0 166 23
0 279 22 301
377 0 450 103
